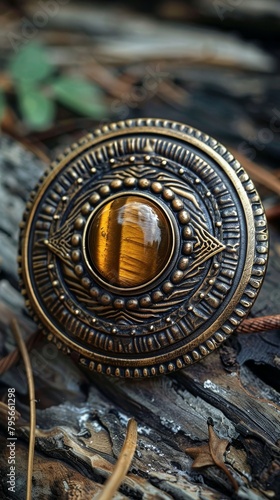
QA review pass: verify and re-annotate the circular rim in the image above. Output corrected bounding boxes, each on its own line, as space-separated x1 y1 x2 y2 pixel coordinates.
19 118 268 378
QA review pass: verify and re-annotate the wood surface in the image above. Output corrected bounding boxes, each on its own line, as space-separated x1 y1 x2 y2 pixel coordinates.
0 3 280 498
0 133 279 499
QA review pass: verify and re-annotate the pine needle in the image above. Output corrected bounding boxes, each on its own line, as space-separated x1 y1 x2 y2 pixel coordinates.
11 319 36 500
97 418 137 500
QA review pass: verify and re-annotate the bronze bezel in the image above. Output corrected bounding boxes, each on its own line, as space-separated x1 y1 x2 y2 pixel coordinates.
82 191 179 295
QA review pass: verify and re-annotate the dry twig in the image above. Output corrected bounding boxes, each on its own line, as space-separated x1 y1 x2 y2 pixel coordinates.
265 204 280 222
97 418 138 500
0 401 21 425
236 315 280 334
10 319 36 500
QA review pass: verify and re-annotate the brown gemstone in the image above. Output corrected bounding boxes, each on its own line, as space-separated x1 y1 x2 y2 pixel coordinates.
86 195 173 288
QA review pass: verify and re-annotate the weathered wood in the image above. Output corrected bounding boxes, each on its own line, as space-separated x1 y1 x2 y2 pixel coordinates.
0 434 127 500
0 104 279 500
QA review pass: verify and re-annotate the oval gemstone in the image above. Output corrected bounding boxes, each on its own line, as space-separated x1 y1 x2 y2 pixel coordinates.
86 195 173 288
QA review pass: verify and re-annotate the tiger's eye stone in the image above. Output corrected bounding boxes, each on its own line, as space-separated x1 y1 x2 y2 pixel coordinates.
86 195 173 288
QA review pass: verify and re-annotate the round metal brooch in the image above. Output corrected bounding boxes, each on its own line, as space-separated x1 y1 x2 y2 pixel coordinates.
19 118 268 377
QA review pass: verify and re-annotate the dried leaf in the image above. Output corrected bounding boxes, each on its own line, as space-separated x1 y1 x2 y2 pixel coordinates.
208 424 229 466
186 420 239 491
185 443 215 468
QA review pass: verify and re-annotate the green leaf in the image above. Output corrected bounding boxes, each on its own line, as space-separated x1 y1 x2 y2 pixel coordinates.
9 43 53 85
18 86 55 130
51 76 107 118
0 89 7 121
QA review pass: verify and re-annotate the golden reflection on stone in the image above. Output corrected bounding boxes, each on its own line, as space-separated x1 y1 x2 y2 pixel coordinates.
87 195 173 288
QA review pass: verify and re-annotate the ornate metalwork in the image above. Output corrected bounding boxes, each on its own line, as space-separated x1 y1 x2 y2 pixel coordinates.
19 118 268 377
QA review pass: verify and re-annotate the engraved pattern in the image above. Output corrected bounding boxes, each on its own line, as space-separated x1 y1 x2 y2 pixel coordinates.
44 165 225 327
19 118 268 378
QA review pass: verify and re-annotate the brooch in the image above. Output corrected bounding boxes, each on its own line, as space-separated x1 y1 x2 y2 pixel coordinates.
18 118 268 377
